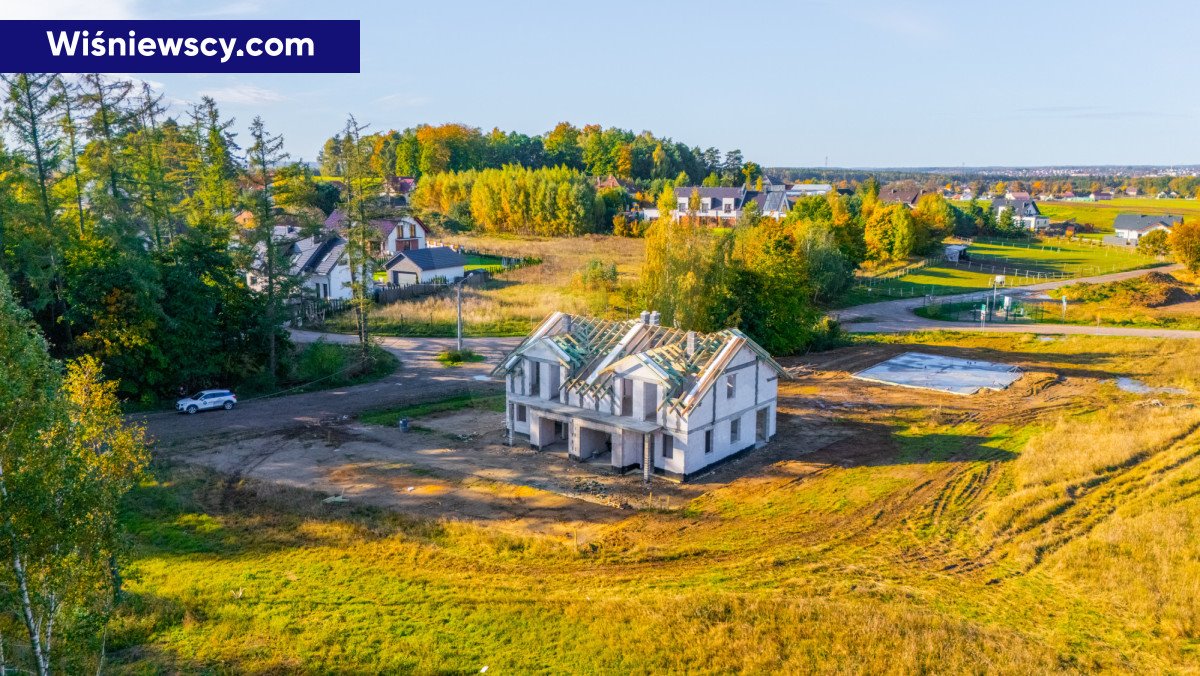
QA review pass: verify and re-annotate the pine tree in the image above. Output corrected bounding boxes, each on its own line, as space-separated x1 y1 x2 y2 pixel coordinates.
54 76 87 238
338 116 378 362
246 116 291 383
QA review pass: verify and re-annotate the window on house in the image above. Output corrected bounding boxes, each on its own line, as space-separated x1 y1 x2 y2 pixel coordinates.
662 434 674 459
517 405 527 422
726 373 736 399
678 200 688 211
723 202 732 213
730 417 740 443
705 429 713 454
620 379 633 417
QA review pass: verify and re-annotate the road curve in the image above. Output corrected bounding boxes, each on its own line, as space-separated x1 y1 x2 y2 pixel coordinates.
835 264 1200 338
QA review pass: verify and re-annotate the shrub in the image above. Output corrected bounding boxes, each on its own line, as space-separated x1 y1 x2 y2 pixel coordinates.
294 339 350 385
576 259 619 291
1137 229 1171 257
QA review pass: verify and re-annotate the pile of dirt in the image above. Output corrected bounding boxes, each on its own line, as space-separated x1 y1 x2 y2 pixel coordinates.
1054 272 1195 308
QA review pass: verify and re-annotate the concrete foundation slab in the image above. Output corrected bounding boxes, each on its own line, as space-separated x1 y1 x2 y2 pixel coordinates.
852 351 1022 395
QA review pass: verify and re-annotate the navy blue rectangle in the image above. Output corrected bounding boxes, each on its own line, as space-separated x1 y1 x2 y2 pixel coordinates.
0 20 359 73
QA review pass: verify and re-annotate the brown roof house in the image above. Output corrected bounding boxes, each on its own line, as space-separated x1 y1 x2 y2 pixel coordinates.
877 184 932 207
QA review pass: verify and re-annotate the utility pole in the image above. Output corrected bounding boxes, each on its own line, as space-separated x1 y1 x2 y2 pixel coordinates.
456 280 464 353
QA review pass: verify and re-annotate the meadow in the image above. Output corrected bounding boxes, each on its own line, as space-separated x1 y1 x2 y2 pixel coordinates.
106 332 1200 673
1037 197 1200 233
841 238 1161 305
324 234 644 337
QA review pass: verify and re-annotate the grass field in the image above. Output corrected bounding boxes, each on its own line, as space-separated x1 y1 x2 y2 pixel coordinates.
324 234 643 337
105 333 1200 672
919 270 1200 331
1037 197 1200 233
840 238 1161 305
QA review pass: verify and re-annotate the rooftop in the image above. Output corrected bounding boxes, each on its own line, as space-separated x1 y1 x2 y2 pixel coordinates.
496 312 788 415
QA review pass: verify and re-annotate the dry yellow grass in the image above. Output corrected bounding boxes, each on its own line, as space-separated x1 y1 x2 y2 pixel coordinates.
346 234 645 336
101 333 1200 673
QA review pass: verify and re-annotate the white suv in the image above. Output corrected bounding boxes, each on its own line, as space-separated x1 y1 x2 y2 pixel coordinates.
176 389 238 414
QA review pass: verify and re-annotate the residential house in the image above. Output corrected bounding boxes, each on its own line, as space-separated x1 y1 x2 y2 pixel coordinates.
1112 213 1182 243
495 311 788 481
324 210 428 256
593 175 636 193
1005 191 1031 201
382 176 417 201
1091 191 1114 201
877 184 931 207
383 246 467 285
248 225 352 301
786 183 833 198
672 186 790 221
992 197 1050 230
1126 187 1141 197
234 209 256 229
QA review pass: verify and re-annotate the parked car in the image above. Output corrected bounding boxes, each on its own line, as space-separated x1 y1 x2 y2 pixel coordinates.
176 389 238 414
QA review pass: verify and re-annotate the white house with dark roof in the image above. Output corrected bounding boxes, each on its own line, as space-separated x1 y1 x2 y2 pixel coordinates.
672 186 790 221
1113 213 1182 242
323 210 428 256
248 225 353 300
992 197 1050 230
383 246 467 285
495 311 789 481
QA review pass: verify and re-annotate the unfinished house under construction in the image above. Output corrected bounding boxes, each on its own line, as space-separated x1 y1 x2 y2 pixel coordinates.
494 311 788 481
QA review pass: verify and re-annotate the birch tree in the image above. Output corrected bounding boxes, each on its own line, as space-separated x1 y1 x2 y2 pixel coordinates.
0 274 148 675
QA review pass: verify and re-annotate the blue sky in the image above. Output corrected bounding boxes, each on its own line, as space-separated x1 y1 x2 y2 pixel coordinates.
17 0 1200 167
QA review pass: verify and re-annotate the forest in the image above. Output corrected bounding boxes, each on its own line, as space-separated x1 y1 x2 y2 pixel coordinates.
0 73 356 403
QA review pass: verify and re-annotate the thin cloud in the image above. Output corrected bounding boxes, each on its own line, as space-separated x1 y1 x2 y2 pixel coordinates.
376 93 431 108
6 0 137 18
847 5 940 40
1017 105 1187 120
196 84 286 105
189 1 271 17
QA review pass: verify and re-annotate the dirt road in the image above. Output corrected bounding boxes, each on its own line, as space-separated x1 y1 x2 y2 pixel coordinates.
136 332 521 446
836 264 1200 338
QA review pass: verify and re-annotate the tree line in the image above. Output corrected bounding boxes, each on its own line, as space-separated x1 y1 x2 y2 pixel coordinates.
318 121 757 187
410 165 624 236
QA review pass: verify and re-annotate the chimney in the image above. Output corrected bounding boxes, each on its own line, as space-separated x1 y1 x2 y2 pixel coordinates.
686 331 697 357
639 310 651 324
649 311 661 326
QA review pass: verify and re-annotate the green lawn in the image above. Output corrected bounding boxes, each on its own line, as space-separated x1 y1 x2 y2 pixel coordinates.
463 252 507 272
840 238 1162 306
1037 197 1200 233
